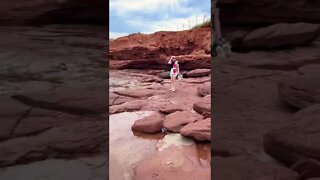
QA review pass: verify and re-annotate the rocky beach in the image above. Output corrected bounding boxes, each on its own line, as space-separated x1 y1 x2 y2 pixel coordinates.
0 1 107 179
109 26 211 179
212 0 320 179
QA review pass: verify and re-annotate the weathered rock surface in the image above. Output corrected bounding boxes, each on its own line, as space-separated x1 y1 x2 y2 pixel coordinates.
134 145 210 180
132 113 163 133
109 100 146 114
109 27 210 60
163 111 203 132
263 112 320 164
197 83 211 97
242 23 320 50
193 95 211 117
293 103 320 121
110 55 211 70
0 97 31 140
297 64 320 75
159 104 184 114
226 47 320 70
212 156 299 180
0 121 107 167
12 108 93 137
278 72 320 109
0 157 107 180
186 69 211 78
180 118 211 141
109 92 134 106
291 159 320 179
0 23 107 178
12 86 106 116
113 89 154 98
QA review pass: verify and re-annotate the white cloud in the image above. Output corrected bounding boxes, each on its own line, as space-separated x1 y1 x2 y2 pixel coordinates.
126 12 210 34
110 0 189 15
110 0 210 35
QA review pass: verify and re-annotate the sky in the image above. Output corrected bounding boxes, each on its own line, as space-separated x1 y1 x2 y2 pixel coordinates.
109 0 211 39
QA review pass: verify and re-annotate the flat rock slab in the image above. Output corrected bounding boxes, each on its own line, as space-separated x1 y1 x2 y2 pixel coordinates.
109 92 134 106
227 47 320 70
109 100 146 114
0 157 107 180
278 72 320 109
242 23 320 49
159 104 184 114
12 85 107 116
113 89 154 98
263 109 320 164
13 108 93 137
180 118 211 141
212 156 299 180
164 111 203 132
186 69 211 78
0 121 107 167
132 112 164 133
297 64 320 75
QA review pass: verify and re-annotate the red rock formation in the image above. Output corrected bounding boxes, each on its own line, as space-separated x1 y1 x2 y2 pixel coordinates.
109 27 211 70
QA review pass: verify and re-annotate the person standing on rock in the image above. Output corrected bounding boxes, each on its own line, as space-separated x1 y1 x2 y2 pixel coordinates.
168 56 180 92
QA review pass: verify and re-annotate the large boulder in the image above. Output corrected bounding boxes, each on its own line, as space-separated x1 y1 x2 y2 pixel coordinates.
242 23 320 50
278 72 320 109
131 113 163 133
163 111 203 132
159 104 184 114
180 118 211 141
263 106 320 164
193 95 211 117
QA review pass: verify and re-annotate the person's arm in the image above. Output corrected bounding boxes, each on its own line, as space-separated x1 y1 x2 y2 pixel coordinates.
168 56 174 64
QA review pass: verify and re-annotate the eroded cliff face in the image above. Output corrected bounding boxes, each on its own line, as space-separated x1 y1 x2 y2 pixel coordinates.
0 0 106 25
109 26 211 70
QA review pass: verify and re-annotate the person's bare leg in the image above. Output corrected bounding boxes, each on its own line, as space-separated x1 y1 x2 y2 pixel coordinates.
170 76 174 90
172 77 176 91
